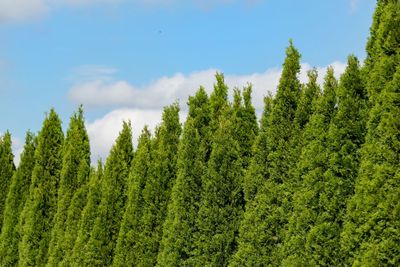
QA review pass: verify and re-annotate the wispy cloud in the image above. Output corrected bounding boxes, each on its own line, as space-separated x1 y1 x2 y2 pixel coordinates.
0 0 48 23
0 0 262 23
350 0 359 13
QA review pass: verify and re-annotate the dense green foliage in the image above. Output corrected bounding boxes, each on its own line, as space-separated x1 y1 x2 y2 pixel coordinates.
18 109 64 266
70 162 103 266
47 107 91 266
231 41 302 266
156 87 211 266
0 2 399 265
84 121 133 266
0 132 16 232
0 132 35 266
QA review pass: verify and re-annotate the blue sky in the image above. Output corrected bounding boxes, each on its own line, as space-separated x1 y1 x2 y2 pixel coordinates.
0 0 375 162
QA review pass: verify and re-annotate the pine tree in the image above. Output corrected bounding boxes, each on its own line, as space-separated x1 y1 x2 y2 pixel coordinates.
47 107 91 266
0 132 36 266
341 2 400 265
191 110 244 266
84 121 133 266
18 109 64 267
156 87 211 266
112 127 152 266
70 162 103 266
0 132 15 231
116 104 181 266
230 41 301 266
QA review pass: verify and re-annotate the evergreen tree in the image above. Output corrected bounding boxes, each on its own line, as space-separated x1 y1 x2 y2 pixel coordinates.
230 41 301 266
294 69 321 129
71 162 103 266
341 2 400 265
113 127 152 266
232 85 259 169
156 88 211 266
210 72 229 132
281 67 338 265
60 161 91 266
47 107 91 266
192 110 244 266
117 104 181 266
243 94 273 203
363 0 400 104
0 132 36 266
19 109 64 267
84 121 133 266
0 131 15 231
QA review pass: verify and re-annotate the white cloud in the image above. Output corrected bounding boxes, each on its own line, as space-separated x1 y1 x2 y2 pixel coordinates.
0 0 48 23
69 62 346 112
77 61 346 162
86 108 187 162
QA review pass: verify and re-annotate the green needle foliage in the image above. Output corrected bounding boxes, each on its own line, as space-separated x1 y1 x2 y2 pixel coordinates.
243 93 273 203
232 85 259 169
71 162 103 266
119 104 181 266
84 121 133 266
342 63 400 267
192 111 244 266
156 87 211 266
18 109 64 267
113 126 152 267
47 107 91 266
0 132 36 266
210 72 229 132
60 161 91 266
341 2 400 265
281 67 338 265
0 2 397 265
0 131 15 231
284 56 367 266
231 41 301 266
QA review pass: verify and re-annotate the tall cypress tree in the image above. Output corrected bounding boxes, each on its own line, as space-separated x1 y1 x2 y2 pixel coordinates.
210 72 229 132
71 162 103 266
113 126 152 267
192 110 244 266
118 104 181 266
232 85 259 169
47 107 91 266
84 121 133 266
341 2 400 265
0 132 15 231
230 41 301 266
156 87 211 266
18 109 64 267
0 132 35 266
363 0 400 104
243 93 273 203
281 67 338 265
60 161 91 266
284 57 368 266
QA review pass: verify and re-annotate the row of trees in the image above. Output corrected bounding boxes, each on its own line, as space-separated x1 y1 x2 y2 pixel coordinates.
0 0 398 266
